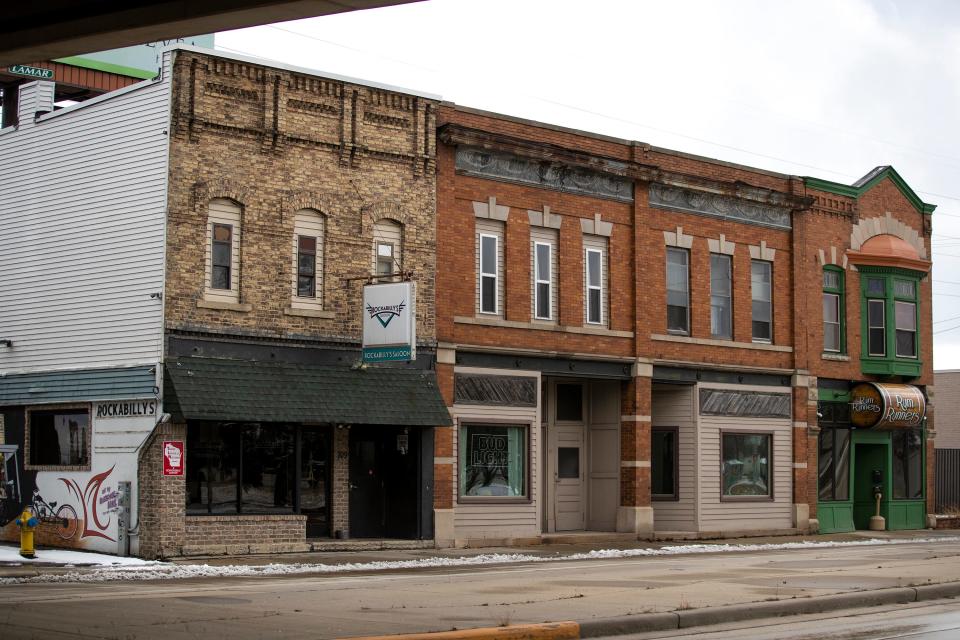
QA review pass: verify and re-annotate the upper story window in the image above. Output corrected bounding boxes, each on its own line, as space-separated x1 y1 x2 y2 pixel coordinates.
205 198 242 303
531 229 557 321
751 260 772 342
710 254 732 339
477 219 504 317
823 267 844 353
859 268 922 375
666 247 689 334
292 209 325 308
584 235 608 326
372 219 402 279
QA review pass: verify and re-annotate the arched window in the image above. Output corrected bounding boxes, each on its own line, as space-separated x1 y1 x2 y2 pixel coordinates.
292 209 325 308
372 219 402 280
205 198 241 303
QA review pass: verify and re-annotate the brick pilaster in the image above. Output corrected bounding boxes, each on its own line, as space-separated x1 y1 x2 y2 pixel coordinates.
620 374 652 508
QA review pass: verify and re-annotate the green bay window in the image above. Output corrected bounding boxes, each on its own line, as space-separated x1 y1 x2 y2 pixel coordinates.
859 267 922 377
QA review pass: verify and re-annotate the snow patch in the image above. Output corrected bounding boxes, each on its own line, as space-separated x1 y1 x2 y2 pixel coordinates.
3 536 959 584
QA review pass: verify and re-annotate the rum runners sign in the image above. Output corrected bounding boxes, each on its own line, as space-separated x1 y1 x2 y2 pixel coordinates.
850 383 925 430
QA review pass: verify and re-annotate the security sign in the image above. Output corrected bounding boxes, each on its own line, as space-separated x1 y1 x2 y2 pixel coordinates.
162 441 184 476
362 281 416 362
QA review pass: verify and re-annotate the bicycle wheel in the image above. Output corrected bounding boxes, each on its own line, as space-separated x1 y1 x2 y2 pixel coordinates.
55 504 78 540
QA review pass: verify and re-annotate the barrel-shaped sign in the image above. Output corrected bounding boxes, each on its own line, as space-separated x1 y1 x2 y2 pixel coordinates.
849 383 925 430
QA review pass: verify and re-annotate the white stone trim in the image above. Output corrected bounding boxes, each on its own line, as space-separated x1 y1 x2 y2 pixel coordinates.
792 462 808 469
473 196 510 221
748 239 776 261
793 421 808 429
580 212 613 237
707 233 736 255
663 225 694 249
436 347 456 365
818 245 849 269
527 205 562 229
620 415 652 422
621 460 651 468
651 333 792 352
435 457 455 465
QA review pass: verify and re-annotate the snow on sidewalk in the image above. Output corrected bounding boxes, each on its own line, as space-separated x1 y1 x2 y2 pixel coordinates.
2 536 959 584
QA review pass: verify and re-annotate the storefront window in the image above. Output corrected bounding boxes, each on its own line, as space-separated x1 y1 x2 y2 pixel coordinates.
892 428 923 500
186 423 330 519
817 401 851 502
459 424 527 499
240 424 295 513
28 408 90 468
722 432 771 498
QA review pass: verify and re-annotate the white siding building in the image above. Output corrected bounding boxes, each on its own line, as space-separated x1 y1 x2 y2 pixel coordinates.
0 54 173 554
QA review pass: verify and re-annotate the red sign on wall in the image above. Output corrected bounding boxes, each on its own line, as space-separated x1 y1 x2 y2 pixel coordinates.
162 440 184 476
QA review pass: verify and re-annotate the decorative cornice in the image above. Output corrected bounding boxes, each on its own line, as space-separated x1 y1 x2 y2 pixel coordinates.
454 145 635 202
649 183 793 230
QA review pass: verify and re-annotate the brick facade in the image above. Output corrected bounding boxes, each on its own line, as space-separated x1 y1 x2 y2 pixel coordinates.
435 104 935 542
136 49 444 556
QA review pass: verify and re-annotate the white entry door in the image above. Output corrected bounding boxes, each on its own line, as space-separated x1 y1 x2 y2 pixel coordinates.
554 423 585 531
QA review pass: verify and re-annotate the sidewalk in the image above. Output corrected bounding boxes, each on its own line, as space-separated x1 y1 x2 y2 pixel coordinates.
1 530 959 639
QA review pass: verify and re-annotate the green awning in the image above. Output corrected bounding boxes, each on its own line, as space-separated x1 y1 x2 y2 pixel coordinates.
164 357 451 426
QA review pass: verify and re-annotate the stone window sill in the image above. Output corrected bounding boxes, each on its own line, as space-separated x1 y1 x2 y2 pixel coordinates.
650 333 792 352
455 315 633 338
284 306 335 319
198 299 252 313
822 353 851 361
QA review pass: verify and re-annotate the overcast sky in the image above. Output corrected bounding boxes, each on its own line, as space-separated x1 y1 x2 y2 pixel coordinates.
217 0 960 370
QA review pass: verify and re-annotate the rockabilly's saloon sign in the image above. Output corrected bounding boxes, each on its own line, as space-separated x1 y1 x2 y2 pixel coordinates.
850 382 926 430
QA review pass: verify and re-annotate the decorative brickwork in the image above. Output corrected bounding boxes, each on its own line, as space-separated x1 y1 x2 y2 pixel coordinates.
165 50 438 346
183 515 307 556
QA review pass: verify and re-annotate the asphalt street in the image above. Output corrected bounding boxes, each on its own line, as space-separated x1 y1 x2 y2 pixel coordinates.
1 538 959 639
616 599 960 639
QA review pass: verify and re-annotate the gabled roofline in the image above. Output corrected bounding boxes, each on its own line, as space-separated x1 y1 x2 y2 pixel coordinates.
803 166 936 215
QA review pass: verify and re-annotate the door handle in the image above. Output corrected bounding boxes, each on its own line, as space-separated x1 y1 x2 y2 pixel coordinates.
349 482 358 490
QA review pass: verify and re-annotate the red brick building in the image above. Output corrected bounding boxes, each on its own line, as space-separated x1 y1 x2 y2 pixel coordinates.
433 105 935 545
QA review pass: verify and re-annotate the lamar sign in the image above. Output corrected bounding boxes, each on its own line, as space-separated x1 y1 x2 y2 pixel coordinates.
362 281 416 362
850 382 925 430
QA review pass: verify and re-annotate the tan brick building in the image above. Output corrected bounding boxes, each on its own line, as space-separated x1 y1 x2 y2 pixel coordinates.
433 106 936 545
139 47 450 558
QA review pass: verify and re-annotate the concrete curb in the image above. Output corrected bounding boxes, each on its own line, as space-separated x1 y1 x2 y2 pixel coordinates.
340 621 580 640
342 582 960 640
578 582 960 637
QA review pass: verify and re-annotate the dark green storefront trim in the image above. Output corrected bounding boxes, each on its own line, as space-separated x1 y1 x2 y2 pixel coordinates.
165 357 452 426
0 365 157 405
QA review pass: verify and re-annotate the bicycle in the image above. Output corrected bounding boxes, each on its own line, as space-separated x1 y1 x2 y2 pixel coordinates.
27 488 79 540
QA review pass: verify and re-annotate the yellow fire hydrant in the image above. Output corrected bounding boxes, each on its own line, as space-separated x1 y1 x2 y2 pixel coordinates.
14 508 38 559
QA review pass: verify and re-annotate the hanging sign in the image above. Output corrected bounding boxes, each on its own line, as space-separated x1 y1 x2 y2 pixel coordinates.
362 281 416 362
162 441 184 476
850 383 925 430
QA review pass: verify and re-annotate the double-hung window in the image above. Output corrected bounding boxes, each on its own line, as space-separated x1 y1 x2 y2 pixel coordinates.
372 219 402 280
479 233 499 314
211 224 233 290
710 254 732 339
534 241 553 320
751 260 772 342
866 277 886 356
666 248 690 334
822 268 844 353
585 247 604 325
27 407 90 469
291 209 325 308
894 280 917 358
205 198 242 304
